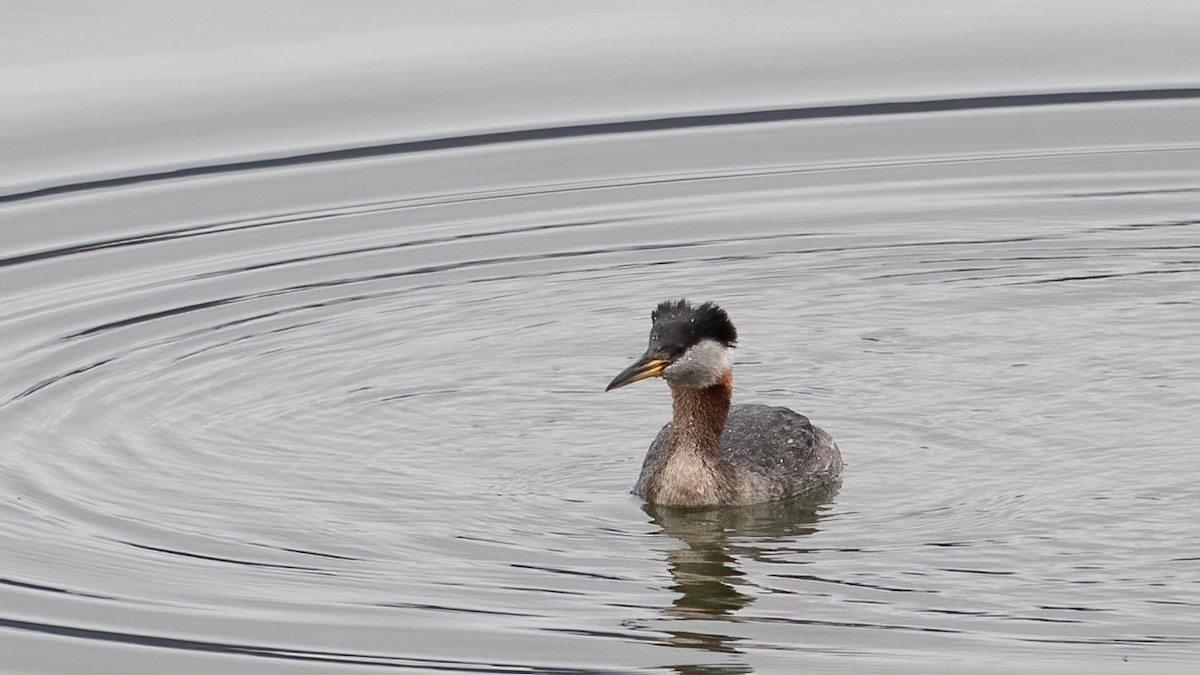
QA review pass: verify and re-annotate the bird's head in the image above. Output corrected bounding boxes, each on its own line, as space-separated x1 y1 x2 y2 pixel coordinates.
606 299 737 392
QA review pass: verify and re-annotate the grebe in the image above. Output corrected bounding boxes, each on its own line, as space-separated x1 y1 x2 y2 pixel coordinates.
607 299 841 507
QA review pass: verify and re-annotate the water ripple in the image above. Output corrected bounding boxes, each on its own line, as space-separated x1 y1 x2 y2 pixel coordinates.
5 87 1200 204
2 99 1199 672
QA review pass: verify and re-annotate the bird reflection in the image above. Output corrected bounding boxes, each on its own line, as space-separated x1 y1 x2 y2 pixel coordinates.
644 483 838 673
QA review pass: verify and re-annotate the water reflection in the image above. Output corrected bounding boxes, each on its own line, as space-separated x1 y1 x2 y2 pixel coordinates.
645 484 839 672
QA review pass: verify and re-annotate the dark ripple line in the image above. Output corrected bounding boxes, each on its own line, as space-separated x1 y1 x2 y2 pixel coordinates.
770 573 934 594
729 615 962 634
919 608 1084 625
938 567 1015 576
1021 634 1200 646
0 577 114 601
1007 267 1198 286
14 358 114 400
511 563 627 582
0 617 607 673
120 541 323 572
67 300 232 339
249 542 362 562
4 87 1199 204
374 601 536 618
197 218 628 279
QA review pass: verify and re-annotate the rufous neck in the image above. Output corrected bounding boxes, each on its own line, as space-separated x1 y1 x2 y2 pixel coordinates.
668 372 733 459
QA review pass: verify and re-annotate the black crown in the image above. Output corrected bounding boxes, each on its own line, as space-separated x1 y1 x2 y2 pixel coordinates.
651 299 738 348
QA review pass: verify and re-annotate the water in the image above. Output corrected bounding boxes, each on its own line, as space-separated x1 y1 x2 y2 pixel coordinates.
3 2 1200 673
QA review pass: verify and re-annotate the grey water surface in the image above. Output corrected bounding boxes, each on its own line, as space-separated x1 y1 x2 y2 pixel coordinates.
2 2 1200 673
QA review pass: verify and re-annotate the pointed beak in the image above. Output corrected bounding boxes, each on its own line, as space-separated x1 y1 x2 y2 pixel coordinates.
606 354 672 391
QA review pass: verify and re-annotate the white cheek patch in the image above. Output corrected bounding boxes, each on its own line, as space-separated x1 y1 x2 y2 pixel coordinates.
663 339 732 389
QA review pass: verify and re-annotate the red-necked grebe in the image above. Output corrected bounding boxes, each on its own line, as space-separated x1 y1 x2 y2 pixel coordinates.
607 299 842 507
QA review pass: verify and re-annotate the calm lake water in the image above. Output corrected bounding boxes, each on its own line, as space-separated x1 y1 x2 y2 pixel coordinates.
2 2 1199 673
